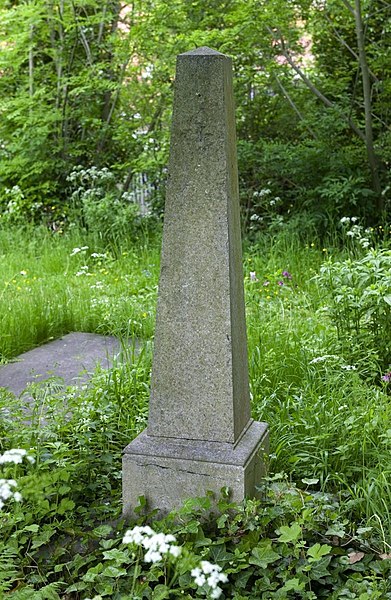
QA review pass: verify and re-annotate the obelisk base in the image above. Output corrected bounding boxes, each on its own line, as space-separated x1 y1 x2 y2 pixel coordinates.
123 420 269 517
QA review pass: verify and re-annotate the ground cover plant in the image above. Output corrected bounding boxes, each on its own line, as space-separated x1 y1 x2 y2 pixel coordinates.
1 221 391 598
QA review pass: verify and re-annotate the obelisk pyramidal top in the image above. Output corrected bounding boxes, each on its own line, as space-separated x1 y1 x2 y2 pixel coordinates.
123 47 268 516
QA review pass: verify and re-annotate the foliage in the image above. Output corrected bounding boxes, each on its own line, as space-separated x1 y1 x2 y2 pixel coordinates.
1 0 389 227
1 224 391 596
316 244 391 376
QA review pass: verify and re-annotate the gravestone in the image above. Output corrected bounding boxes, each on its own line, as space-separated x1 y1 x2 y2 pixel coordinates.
122 47 269 516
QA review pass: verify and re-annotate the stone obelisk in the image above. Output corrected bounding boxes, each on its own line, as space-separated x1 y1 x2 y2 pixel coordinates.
123 47 268 516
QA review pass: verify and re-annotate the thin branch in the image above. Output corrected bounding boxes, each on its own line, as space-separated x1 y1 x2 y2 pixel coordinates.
340 0 356 16
266 26 366 142
275 76 318 139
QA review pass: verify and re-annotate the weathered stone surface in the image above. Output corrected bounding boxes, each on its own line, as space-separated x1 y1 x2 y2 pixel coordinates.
123 47 268 516
148 47 250 444
123 422 268 516
0 332 123 396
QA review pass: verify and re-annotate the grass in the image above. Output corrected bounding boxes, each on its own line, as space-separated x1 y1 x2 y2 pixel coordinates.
0 226 159 360
1 222 391 596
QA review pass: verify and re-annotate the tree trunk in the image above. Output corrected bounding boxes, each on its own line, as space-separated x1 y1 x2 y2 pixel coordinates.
353 0 383 211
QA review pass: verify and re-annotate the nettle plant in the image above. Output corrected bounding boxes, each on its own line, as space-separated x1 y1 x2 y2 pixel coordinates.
316 242 391 378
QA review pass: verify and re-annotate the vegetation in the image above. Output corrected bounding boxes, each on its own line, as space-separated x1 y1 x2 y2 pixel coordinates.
0 0 390 228
1 0 391 596
1 221 391 597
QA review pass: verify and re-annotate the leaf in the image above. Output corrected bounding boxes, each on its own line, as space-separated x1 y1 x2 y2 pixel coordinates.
101 565 127 577
277 522 302 543
57 498 75 515
281 578 305 592
326 524 346 538
348 551 365 564
383 295 391 306
93 524 113 538
24 524 39 532
307 543 332 562
249 543 280 568
301 478 319 486
152 584 170 599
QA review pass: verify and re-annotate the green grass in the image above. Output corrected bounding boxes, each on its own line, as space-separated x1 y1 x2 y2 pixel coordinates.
1 222 391 567
0 226 159 360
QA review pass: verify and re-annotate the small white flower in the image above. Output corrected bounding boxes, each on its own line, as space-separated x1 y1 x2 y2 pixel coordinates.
169 545 182 557
250 271 257 282
191 568 206 586
144 550 162 563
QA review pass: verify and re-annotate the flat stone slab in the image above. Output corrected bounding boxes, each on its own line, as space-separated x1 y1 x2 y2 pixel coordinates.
0 332 125 397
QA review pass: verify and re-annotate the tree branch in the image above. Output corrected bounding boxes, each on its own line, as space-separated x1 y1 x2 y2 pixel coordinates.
266 26 366 142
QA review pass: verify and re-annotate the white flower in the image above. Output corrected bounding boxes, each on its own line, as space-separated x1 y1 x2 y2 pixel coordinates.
191 567 206 586
70 246 88 256
250 271 257 282
122 526 181 563
0 449 27 464
169 545 182 558
144 550 162 563
309 354 339 364
192 561 228 596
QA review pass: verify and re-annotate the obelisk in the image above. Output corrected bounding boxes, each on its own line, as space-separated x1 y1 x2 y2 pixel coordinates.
123 47 268 516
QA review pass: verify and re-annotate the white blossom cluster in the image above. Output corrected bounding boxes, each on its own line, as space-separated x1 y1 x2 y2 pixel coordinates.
0 448 35 465
0 449 35 510
191 560 229 599
0 479 22 510
122 525 181 563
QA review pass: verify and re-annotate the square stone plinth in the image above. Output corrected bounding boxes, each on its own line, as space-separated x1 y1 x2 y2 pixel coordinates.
123 420 269 517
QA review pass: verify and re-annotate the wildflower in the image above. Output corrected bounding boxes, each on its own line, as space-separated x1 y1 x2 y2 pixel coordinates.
20 270 27 276
282 270 292 279
191 561 228 599
70 246 88 256
250 271 257 282
75 265 90 277
122 526 181 564
0 448 34 464
342 365 356 371
382 372 391 382
309 355 340 364
0 478 22 510
263 280 270 286
277 280 284 286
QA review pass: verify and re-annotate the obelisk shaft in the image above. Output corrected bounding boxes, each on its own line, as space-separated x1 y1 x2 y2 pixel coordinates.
147 47 250 444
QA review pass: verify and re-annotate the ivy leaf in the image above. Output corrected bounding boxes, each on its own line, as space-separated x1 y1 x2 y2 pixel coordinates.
249 543 280 568
101 565 127 578
281 578 305 592
307 543 332 562
277 522 302 543
152 584 170 599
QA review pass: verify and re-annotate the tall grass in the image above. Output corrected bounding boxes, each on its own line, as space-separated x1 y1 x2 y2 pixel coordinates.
1 222 390 543
0 226 159 360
